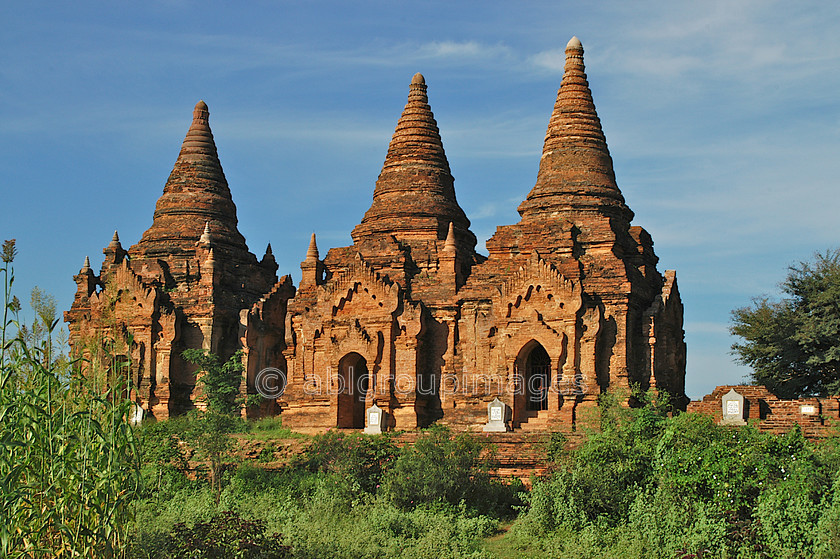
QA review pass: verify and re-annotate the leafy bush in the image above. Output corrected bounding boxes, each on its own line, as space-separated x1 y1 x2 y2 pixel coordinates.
149 511 291 558
279 485 495 559
182 348 251 415
381 425 521 516
297 430 399 493
509 394 840 558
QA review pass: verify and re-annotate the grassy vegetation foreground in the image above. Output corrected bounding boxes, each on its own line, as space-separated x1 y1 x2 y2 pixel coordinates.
129 397 840 559
1 240 140 558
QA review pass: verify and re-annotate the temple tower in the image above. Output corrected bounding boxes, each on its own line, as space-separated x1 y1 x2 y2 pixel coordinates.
455 37 686 429
66 101 277 418
68 40 687 430
276 73 480 430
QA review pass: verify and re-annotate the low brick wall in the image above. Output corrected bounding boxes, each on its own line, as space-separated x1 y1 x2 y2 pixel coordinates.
688 385 840 438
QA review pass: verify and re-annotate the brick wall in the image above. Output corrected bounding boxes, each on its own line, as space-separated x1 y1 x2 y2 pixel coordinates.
688 385 840 439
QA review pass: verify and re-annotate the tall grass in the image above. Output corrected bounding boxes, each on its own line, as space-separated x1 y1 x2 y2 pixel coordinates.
1 240 141 558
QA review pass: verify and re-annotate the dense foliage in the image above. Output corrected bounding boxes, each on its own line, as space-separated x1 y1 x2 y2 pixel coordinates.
131 424 511 558
126 392 840 558
182 348 249 415
1 240 141 558
507 394 840 558
155 511 292 558
731 249 840 397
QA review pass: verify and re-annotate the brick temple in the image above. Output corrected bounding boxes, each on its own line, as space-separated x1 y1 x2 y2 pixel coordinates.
66 37 687 431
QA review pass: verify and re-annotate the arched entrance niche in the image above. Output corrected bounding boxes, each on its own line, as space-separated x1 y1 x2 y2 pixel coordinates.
337 352 369 429
514 340 551 423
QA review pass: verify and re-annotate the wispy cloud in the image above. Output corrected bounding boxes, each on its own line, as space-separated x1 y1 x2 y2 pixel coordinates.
416 40 512 60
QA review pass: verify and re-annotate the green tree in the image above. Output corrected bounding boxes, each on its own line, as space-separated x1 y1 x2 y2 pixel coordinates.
182 348 247 415
180 349 251 503
183 410 240 504
731 249 840 397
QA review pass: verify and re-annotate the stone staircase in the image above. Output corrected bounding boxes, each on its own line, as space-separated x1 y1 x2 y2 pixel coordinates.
515 409 552 432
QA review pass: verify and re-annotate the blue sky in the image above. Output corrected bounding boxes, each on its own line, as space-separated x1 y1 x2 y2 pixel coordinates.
2 1 839 399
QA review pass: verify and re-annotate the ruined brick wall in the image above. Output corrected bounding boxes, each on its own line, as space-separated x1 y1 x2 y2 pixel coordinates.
688 385 840 439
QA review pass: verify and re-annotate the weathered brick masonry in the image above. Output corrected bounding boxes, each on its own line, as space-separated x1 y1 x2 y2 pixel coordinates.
66 37 687 430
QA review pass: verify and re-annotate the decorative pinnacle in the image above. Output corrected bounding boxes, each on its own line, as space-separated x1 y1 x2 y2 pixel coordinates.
199 222 211 245
108 230 121 248
566 36 582 50
261 242 276 267
194 100 209 121
443 222 456 252
82 256 91 272
411 72 425 85
306 233 319 261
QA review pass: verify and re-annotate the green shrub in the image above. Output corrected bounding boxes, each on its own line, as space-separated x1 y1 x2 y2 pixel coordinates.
152 511 291 558
755 448 828 557
381 425 521 517
298 430 399 493
280 489 495 559
182 348 250 415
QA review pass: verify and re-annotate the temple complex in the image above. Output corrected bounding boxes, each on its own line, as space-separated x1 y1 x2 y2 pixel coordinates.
66 37 687 430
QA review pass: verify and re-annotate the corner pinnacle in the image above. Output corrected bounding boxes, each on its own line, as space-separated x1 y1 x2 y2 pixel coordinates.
306 233 319 261
443 222 456 252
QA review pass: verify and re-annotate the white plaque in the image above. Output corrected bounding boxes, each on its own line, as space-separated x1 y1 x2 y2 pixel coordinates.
369 412 380 426
490 407 502 421
726 400 740 415
801 405 816 415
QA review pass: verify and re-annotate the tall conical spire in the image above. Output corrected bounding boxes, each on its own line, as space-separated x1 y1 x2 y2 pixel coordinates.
352 73 476 251
518 37 633 224
135 100 247 253
379 73 450 178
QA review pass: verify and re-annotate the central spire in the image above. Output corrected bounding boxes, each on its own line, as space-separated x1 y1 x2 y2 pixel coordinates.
517 37 633 224
352 73 475 250
136 100 247 253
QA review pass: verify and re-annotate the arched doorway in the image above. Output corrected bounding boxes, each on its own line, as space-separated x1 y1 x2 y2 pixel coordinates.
337 353 369 429
525 343 550 411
